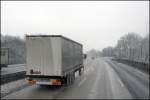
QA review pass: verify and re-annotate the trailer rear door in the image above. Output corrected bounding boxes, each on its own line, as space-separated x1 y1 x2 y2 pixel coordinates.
26 36 62 76
26 36 44 75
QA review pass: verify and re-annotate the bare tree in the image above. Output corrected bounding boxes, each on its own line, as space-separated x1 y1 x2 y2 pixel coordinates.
102 32 149 64
102 46 115 57
140 34 149 63
1 34 26 64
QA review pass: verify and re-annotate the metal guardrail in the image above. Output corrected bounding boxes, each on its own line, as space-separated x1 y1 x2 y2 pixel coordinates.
1 71 26 85
8 64 26 67
112 58 149 75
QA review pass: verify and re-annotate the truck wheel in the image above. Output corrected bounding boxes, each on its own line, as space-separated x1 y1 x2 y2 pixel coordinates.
79 69 82 76
67 74 70 86
73 72 75 81
71 72 75 84
69 73 72 85
64 75 68 86
70 73 73 85
66 73 74 86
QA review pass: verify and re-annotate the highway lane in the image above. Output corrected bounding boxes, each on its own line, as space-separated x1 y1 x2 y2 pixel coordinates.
55 58 132 99
3 58 134 99
2 57 149 99
105 58 149 99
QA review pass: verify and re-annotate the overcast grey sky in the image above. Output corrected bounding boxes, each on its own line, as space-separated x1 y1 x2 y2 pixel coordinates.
1 1 149 52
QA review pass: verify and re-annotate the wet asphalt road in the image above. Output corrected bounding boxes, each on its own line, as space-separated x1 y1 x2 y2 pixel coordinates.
2 57 149 99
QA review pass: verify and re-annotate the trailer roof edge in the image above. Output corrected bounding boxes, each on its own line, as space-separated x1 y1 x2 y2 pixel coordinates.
26 35 83 47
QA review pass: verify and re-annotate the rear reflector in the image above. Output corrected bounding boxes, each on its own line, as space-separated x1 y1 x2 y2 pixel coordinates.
52 79 61 85
28 80 36 85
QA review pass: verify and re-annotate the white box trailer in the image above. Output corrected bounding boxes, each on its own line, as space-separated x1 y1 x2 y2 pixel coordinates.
26 35 84 86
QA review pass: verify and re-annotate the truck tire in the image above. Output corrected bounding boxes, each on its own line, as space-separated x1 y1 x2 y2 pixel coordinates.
71 72 75 84
68 74 70 85
70 72 74 85
65 72 75 86
70 73 73 85
66 74 70 86
73 72 75 81
79 69 82 76
70 73 72 85
69 73 72 85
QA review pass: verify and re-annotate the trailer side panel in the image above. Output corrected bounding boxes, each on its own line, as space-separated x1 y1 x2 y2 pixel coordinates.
61 37 83 75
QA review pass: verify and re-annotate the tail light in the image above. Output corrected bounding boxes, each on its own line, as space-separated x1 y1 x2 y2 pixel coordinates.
52 79 61 85
27 79 36 85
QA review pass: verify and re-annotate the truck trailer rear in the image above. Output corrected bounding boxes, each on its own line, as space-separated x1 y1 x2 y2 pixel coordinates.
26 35 84 86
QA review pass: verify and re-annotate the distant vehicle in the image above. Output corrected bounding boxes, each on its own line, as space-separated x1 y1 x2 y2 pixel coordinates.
92 57 95 60
1 47 9 67
26 35 84 86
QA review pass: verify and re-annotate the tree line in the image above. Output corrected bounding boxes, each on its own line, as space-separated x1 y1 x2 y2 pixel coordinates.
1 33 149 64
1 35 26 64
102 32 149 64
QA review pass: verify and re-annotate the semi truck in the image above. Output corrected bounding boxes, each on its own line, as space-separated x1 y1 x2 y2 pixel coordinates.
26 35 84 86
1 47 9 68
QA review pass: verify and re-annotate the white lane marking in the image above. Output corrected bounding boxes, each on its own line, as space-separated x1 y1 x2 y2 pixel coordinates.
117 77 124 87
78 77 87 87
88 68 101 99
87 75 101 99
